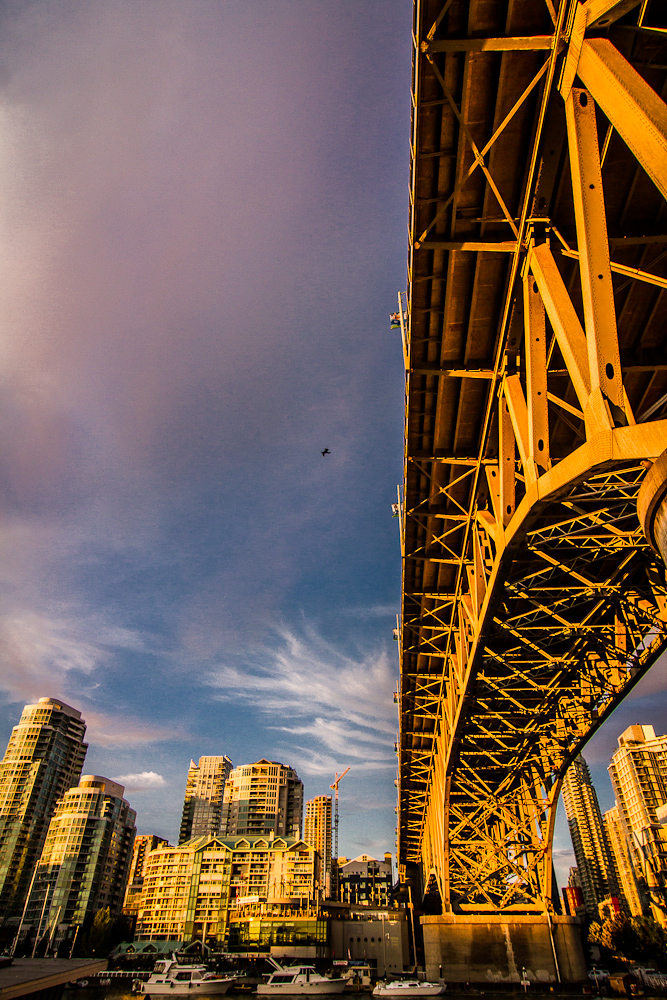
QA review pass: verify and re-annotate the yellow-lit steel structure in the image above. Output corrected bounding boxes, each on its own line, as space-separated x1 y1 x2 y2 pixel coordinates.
398 0 667 915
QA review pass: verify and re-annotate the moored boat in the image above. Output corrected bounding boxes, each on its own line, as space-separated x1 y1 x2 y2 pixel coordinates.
257 963 347 995
136 959 236 996
372 982 446 997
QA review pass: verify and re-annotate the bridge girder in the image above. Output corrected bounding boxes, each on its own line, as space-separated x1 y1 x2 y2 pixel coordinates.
399 0 667 913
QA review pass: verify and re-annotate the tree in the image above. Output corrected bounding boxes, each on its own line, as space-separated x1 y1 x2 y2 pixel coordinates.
630 916 667 970
588 921 602 946
76 908 131 958
87 907 114 957
588 913 667 968
600 914 639 958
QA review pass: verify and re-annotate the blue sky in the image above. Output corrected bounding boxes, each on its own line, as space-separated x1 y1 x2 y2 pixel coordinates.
0 0 412 862
0 0 665 893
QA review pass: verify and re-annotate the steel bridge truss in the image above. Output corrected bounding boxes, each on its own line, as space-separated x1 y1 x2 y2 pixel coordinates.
399 0 667 913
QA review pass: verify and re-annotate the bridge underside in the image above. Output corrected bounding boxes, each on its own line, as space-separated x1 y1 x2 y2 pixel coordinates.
398 0 667 921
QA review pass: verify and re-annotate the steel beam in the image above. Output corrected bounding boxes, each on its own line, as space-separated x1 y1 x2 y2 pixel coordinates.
565 87 625 417
400 0 667 919
528 243 592 416
524 271 550 472
578 38 667 201
422 36 554 52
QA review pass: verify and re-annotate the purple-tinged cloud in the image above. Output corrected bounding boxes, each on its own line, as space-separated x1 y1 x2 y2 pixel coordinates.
85 711 188 748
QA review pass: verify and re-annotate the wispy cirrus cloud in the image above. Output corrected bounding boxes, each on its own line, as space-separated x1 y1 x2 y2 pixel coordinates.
276 719 394 775
0 606 143 704
207 626 397 771
275 745 396 778
0 605 185 748
339 604 398 620
279 717 391 754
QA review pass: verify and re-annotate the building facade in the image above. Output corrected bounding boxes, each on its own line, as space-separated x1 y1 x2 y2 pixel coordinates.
304 796 332 897
134 834 318 950
561 755 619 917
221 760 303 840
562 884 586 918
179 756 233 844
338 855 393 908
123 833 169 919
609 724 667 925
0 698 87 925
604 805 645 916
328 906 409 976
24 776 136 952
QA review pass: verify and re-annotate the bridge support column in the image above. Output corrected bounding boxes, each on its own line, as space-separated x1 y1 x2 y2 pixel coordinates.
639 449 667 569
421 914 586 984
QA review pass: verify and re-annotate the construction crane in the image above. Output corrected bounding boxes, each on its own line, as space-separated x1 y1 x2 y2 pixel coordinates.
329 767 350 901
330 767 350 860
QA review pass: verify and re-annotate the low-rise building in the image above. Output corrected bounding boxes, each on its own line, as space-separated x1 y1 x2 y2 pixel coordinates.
338 855 393 908
327 904 408 976
134 834 319 950
562 884 586 918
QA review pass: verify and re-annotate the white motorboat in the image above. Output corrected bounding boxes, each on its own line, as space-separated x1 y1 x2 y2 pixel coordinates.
257 963 347 995
137 959 236 996
372 982 446 998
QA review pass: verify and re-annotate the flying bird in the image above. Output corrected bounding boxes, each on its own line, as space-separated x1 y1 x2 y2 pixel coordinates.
321 448 330 456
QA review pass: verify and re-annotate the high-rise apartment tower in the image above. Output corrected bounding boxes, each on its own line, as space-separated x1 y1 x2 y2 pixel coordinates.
0 698 87 924
221 759 303 839
25 776 136 952
604 805 645 916
304 796 332 895
561 754 619 917
609 724 667 924
123 833 169 919
179 756 233 844
127 833 169 885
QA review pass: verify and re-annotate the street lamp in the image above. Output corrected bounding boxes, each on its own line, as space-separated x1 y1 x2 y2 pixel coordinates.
592 966 600 995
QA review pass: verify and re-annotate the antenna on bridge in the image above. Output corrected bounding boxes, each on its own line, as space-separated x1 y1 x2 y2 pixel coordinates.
329 767 350 900
397 291 408 370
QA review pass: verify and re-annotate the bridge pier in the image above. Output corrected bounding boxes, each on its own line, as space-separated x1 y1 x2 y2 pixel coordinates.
421 914 587 985
639 449 667 569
